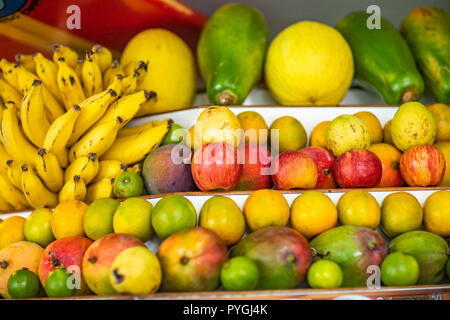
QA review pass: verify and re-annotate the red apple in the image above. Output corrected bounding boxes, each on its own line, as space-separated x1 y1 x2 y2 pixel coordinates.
38 236 93 296
333 149 382 188
191 142 242 191
272 150 318 190
399 145 446 187
234 144 273 190
299 146 336 189
82 233 145 295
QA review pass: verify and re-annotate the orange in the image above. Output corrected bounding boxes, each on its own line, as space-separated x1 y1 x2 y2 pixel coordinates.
269 116 307 153
0 216 26 249
237 111 269 145
51 200 88 239
337 190 381 229
290 191 337 239
199 196 245 246
383 120 393 145
354 111 383 144
309 121 330 149
368 143 403 187
424 190 450 237
243 189 290 231
435 141 450 187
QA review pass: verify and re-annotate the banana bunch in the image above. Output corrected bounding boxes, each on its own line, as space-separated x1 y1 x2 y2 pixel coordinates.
0 43 171 211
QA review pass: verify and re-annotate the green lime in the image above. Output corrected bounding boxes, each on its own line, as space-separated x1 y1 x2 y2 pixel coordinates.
307 260 343 289
381 252 420 286
83 198 120 240
113 171 144 198
161 123 186 145
7 268 41 299
113 197 153 242
44 267 75 298
151 194 197 239
24 208 55 248
220 257 260 291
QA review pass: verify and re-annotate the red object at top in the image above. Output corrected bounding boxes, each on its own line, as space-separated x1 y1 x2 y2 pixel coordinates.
0 0 207 60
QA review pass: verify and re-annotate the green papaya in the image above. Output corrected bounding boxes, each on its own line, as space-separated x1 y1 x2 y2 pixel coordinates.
197 3 268 105
336 12 425 105
401 7 450 104
389 231 449 284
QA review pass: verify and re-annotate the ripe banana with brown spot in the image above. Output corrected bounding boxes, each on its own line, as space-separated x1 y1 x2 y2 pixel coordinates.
58 175 86 202
0 59 20 90
0 101 38 168
102 60 124 88
69 116 123 162
43 104 81 168
92 160 127 183
0 171 28 210
0 77 23 111
6 159 24 189
81 51 103 97
56 57 86 111
92 44 113 73
0 192 14 212
64 153 99 184
21 163 57 208
33 52 62 103
0 143 11 173
15 54 36 73
101 119 171 164
53 44 79 69
36 148 64 193
21 80 51 148
123 60 148 86
85 177 115 203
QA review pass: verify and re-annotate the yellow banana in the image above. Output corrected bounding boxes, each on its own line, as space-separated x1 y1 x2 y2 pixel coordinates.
101 119 171 164
94 90 152 130
67 79 122 146
123 60 148 86
0 192 14 212
92 44 113 73
6 159 23 189
21 163 57 209
0 143 11 173
102 60 124 88
33 52 62 103
0 59 20 90
117 120 158 138
21 80 51 148
53 44 79 69
0 77 23 110
74 57 84 82
0 172 28 210
43 104 81 168
56 57 86 110
85 178 115 203
15 54 36 73
58 175 86 202
64 153 99 184
81 51 103 97
68 116 123 162
35 148 64 193
127 163 143 175
92 160 127 183
0 101 38 168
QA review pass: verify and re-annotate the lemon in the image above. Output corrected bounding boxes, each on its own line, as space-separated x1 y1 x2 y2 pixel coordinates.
83 198 120 240
24 208 55 248
194 106 242 147
113 198 153 242
121 28 197 116
199 196 245 246
265 21 354 105
51 200 88 239
0 216 26 249
424 190 450 238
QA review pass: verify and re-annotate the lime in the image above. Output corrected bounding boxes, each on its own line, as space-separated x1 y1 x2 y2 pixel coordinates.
161 123 186 145
151 194 197 239
220 256 260 291
7 268 41 299
307 260 343 289
113 198 153 242
24 208 55 248
44 267 75 298
380 252 420 286
113 171 144 198
83 198 120 240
